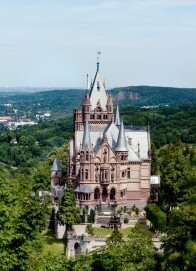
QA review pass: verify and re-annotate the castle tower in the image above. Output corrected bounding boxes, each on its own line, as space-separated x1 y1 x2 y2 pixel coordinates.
115 120 128 161
51 157 62 186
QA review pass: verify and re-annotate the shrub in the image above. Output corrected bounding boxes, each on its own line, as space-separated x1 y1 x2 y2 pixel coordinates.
101 224 108 228
145 204 166 232
86 224 94 235
124 217 129 223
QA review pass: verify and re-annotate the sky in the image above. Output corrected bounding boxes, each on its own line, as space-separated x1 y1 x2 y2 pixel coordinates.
0 0 196 88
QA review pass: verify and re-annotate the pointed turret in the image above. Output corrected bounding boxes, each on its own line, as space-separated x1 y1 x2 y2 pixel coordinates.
51 157 62 171
82 92 91 106
115 105 120 126
82 115 92 150
115 120 128 152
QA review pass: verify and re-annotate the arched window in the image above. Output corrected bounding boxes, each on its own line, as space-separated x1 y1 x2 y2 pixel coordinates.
110 188 116 200
127 168 131 179
94 188 100 200
81 169 84 179
122 171 125 178
85 169 88 179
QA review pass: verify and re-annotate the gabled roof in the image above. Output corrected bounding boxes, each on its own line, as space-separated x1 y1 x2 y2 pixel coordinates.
82 185 91 193
74 186 80 193
115 120 128 152
89 68 107 110
51 157 62 171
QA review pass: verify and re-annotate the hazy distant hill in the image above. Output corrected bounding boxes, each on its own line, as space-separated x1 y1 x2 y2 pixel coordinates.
0 86 195 118
111 86 196 106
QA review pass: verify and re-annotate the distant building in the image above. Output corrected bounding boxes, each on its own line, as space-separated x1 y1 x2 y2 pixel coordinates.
10 138 18 144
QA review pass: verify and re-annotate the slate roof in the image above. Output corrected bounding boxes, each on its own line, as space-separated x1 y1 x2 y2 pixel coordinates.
51 157 62 171
82 116 92 150
82 185 91 193
115 120 128 152
115 105 120 126
89 69 107 110
75 121 149 161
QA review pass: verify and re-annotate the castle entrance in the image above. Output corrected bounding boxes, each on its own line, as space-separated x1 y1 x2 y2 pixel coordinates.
74 242 81 257
102 188 108 202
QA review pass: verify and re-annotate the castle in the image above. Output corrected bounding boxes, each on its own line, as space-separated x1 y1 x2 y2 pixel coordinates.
51 60 152 211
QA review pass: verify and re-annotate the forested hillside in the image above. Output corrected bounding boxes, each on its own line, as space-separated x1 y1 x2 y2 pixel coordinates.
0 86 195 119
111 86 196 107
0 104 195 169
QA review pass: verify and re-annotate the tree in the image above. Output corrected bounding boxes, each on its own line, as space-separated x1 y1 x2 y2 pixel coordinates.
0 169 48 271
159 141 195 211
161 203 196 271
91 226 156 271
145 204 166 232
57 182 78 228
106 225 123 245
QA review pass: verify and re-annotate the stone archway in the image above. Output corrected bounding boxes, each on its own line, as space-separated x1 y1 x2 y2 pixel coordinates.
110 188 116 200
74 242 81 257
102 187 108 202
94 188 100 200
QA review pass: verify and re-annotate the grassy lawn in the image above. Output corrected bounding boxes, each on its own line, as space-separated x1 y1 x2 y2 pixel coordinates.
92 226 133 237
43 230 65 255
92 223 154 238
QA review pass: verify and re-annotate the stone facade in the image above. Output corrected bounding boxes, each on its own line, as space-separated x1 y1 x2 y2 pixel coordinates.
66 62 151 211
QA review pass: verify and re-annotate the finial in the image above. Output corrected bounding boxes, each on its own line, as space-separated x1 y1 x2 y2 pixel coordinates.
86 74 89 90
97 51 101 71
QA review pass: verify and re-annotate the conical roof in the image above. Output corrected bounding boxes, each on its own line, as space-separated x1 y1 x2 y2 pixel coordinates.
115 120 128 152
51 157 62 171
82 92 91 106
107 94 113 106
115 105 120 126
82 115 92 150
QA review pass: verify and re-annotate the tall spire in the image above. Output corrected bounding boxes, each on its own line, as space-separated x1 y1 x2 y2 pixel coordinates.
89 52 107 110
115 105 120 126
115 119 128 152
82 115 92 150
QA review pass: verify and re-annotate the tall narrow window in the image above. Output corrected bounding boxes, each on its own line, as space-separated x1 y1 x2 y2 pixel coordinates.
127 168 131 179
81 169 84 179
86 152 89 161
85 169 88 179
